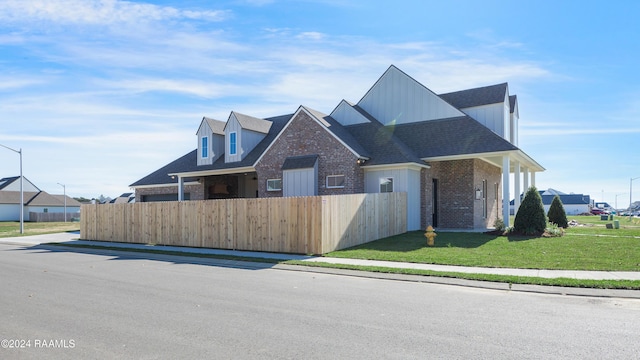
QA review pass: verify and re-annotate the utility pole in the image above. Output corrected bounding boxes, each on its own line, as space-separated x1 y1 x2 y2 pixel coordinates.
58 183 67 222
0 143 23 234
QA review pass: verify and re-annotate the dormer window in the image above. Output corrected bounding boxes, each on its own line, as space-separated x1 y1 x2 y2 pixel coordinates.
201 136 208 158
229 132 237 155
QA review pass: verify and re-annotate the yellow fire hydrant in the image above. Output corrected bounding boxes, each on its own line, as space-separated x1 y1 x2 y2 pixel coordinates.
424 225 437 246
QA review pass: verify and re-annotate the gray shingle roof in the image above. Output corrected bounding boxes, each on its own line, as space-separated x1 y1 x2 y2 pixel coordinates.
391 116 518 158
302 106 370 158
282 154 318 170
204 117 225 135
130 114 292 186
231 112 273 134
439 83 507 109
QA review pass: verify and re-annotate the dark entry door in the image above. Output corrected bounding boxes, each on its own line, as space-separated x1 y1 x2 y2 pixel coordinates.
432 178 439 227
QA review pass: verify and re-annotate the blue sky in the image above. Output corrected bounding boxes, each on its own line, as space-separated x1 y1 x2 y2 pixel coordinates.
1 0 639 208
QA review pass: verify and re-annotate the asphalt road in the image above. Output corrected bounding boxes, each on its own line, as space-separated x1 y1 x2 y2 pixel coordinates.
1 243 639 359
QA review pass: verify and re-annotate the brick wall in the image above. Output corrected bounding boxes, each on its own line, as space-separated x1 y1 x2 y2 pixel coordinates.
135 182 205 202
472 159 502 229
255 110 364 198
426 159 502 230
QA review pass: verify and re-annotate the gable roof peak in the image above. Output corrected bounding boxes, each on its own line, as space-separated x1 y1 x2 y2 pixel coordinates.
200 116 226 135
227 111 273 134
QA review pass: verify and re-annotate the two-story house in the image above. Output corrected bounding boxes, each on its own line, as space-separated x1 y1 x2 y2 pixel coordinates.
131 65 544 231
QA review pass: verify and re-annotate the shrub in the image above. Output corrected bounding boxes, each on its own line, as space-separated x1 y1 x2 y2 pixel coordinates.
544 223 565 237
513 186 547 235
493 218 506 232
547 195 568 228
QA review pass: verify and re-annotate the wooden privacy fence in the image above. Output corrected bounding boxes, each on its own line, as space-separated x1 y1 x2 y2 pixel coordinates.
29 212 81 222
80 192 407 254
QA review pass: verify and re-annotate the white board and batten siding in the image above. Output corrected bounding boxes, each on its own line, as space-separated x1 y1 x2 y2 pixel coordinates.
330 100 371 126
224 113 268 163
364 167 421 231
197 123 224 166
357 66 463 126
458 92 512 143
283 165 318 197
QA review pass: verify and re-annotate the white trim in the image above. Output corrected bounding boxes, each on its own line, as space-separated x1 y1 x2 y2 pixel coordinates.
130 181 200 190
266 178 282 191
201 136 209 159
422 149 544 172
379 176 394 193
169 166 255 178
253 106 368 166
362 162 429 171
229 131 237 155
326 174 345 189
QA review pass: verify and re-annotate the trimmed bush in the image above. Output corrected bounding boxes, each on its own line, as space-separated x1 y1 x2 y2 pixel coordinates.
514 186 547 235
547 195 569 228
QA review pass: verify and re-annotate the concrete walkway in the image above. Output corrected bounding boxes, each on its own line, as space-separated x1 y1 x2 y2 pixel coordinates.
2 231 640 281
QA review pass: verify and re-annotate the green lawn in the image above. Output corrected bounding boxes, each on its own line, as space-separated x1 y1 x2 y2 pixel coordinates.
325 215 640 272
0 221 80 238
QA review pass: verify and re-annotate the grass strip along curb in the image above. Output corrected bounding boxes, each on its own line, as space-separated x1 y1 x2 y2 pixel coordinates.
284 260 640 290
47 243 640 290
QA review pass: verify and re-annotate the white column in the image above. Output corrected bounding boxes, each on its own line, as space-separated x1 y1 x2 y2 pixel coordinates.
514 162 521 214
502 155 510 227
178 176 184 201
523 167 529 192
531 172 536 188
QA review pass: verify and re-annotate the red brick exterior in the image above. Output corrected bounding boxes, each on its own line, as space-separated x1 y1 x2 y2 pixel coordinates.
254 110 364 198
422 159 502 230
134 183 205 202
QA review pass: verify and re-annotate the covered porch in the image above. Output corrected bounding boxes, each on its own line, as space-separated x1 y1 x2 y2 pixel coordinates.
170 167 259 201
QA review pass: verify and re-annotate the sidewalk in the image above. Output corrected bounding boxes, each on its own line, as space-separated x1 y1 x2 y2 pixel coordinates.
2 232 640 282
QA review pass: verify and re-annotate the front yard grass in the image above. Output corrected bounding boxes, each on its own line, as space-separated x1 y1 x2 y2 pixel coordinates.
308 215 640 289
324 216 640 272
325 216 640 271
0 221 80 238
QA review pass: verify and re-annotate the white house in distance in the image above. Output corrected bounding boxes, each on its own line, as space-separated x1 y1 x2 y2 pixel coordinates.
0 176 81 221
510 188 591 215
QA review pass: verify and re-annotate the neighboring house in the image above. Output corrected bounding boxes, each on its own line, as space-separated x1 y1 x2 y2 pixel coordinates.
131 65 544 230
0 176 82 221
110 193 136 204
510 188 591 215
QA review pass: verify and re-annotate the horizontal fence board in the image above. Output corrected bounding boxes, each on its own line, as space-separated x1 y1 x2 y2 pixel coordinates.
80 193 406 254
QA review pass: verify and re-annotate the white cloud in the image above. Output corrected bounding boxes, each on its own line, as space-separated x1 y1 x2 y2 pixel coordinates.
0 0 228 26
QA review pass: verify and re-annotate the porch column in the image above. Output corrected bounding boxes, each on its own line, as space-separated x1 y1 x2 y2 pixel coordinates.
523 167 530 192
502 155 511 227
178 176 184 201
531 172 536 188
514 162 521 214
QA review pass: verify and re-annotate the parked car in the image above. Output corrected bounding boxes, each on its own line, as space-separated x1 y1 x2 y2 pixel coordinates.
590 208 608 215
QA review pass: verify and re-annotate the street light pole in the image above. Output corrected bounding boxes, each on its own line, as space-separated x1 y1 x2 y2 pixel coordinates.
0 143 23 234
631 177 640 214
57 183 66 222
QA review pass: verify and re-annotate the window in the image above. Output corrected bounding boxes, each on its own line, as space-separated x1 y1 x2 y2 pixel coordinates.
326 175 345 188
379 177 393 193
229 132 237 155
201 136 208 158
267 179 282 191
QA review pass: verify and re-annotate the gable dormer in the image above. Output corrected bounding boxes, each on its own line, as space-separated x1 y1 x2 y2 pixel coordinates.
197 117 225 166
224 111 272 163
